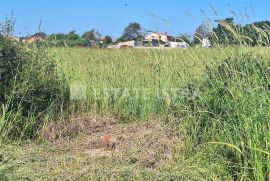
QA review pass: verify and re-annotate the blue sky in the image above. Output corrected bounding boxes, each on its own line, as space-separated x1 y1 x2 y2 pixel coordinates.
1 0 269 39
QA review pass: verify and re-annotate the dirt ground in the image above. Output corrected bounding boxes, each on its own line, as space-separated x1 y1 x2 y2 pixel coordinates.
41 115 180 169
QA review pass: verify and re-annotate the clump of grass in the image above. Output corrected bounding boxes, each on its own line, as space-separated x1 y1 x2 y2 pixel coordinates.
180 51 270 180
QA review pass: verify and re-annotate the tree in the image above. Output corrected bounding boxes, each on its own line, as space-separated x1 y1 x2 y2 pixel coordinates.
103 35 112 44
82 31 96 41
208 18 270 46
241 20 270 46
82 29 101 42
194 19 212 44
33 32 47 38
115 36 127 43
47 33 67 40
0 13 16 36
67 30 80 40
210 18 236 45
119 22 142 42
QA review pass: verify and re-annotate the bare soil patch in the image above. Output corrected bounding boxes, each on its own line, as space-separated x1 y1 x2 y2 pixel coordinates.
41 115 179 168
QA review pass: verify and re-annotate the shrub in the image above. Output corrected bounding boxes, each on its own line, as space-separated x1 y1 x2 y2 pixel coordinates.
13 46 69 116
0 36 28 103
181 52 270 180
0 22 69 139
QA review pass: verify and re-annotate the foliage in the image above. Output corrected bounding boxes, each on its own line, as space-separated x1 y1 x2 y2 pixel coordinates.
45 38 93 47
67 30 80 40
0 14 16 36
2 44 270 179
194 19 212 44
56 47 244 122
210 18 237 45
0 36 26 103
0 17 69 140
33 32 47 39
47 33 67 40
210 18 270 46
103 35 112 44
3 10 270 180
44 29 108 47
241 21 270 46
82 29 101 42
117 22 142 42
181 51 270 180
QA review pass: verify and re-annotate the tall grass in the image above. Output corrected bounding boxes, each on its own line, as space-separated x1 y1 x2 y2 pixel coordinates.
178 51 270 180
51 37 270 180
2 10 270 180
0 36 69 142
53 47 253 122
175 17 270 180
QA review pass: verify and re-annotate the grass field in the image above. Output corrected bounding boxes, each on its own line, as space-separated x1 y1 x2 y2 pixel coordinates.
53 47 266 121
2 46 270 180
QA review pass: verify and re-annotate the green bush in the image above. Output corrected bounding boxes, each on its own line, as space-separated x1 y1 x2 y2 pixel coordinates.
0 35 69 139
14 47 69 115
0 36 28 103
181 52 270 180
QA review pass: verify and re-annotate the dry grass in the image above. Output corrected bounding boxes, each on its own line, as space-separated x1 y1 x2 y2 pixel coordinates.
1 115 183 180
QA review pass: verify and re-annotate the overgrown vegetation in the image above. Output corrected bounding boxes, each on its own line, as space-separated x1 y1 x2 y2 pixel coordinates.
2 8 270 180
0 17 69 141
24 29 113 48
50 47 270 181
3 46 270 180
55 47 231 121
209 18 270 46
179 51 270 180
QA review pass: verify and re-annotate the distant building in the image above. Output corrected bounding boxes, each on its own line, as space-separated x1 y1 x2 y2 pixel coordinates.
21 35 44 44
109 40 143 49
98 37 105 43
145 32 172 43
111 32 190 49
202 38 211 47
169 42 189 49
144 32 174 47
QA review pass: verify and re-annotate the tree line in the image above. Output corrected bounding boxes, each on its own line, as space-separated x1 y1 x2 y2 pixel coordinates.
195 18 270 46
22 23 144 47
23 18 270 47
25 29 113 47
22 22 149 47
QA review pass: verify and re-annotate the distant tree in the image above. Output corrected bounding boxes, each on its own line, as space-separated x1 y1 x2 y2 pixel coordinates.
47 33 67 40
103 35 113 44
33 32 47 38
67 30 80 40
241 20 270 46
194 19 212 44
82 31 96 41
93 29 102 40
208 18 270 46
82 29 101 42
0 13 16 36
118 22 142 42
210 18 236 45
115 36 127 43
